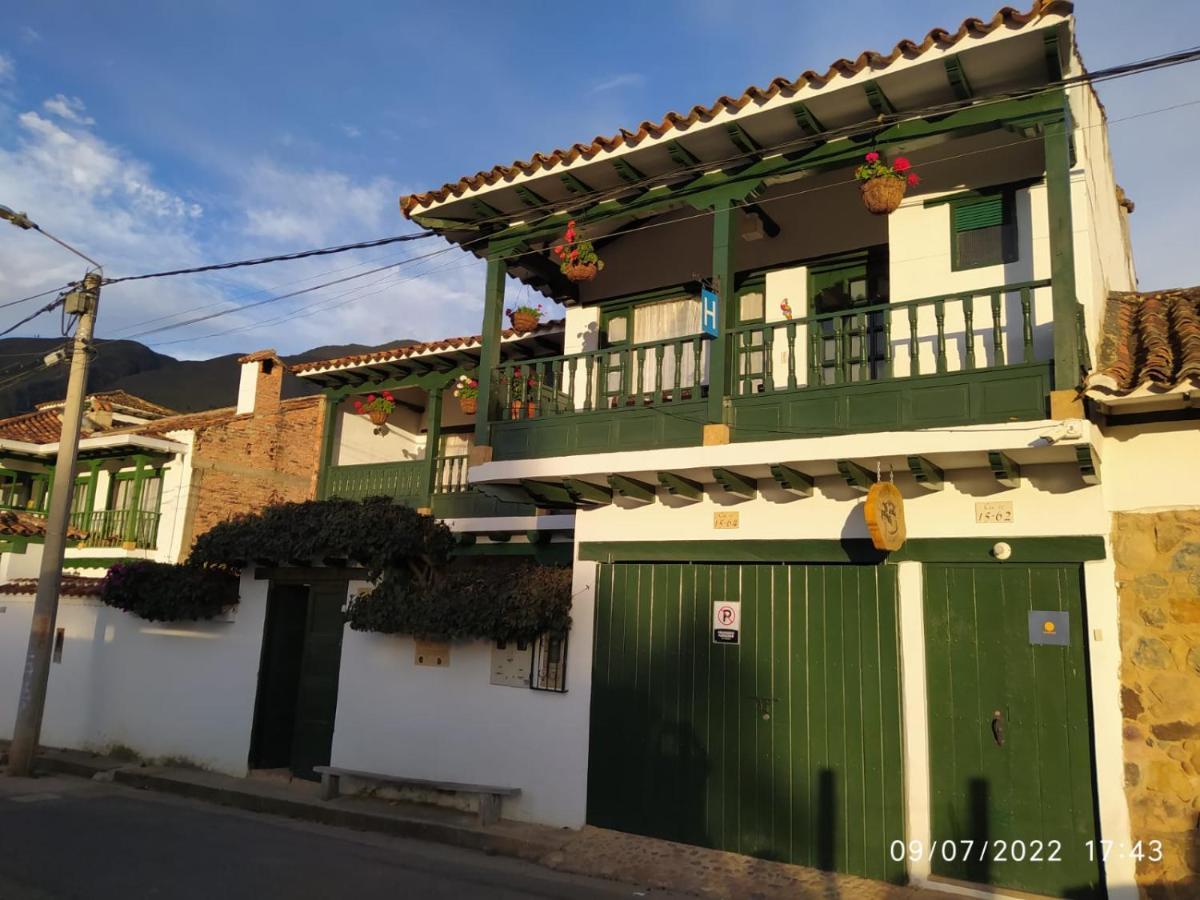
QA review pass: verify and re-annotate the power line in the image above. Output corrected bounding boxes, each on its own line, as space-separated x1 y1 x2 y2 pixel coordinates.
101 230 435 285
0 283 76 312
0 295 66 339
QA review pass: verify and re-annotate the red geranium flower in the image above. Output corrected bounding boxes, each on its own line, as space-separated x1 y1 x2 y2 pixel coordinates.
570 248 580 259
893 157 911 172
865 151 880 163
367 394 376 403
907 172 920 186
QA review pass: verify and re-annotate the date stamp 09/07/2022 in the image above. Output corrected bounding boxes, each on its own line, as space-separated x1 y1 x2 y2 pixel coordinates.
889 839 1164 865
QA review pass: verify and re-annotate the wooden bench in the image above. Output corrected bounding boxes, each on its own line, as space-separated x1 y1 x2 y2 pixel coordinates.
312 766 520 826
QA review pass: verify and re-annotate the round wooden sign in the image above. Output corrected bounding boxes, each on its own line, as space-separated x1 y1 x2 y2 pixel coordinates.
864 481 906 551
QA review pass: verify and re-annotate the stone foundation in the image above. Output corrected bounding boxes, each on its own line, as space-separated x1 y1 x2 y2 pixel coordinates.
1114 510 1200 897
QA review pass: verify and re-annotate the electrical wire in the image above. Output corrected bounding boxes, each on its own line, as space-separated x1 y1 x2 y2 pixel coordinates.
100 231 435 285
0 295 66 339
0 283 76 312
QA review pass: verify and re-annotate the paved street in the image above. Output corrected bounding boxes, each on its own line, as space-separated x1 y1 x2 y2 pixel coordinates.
0 774 682 900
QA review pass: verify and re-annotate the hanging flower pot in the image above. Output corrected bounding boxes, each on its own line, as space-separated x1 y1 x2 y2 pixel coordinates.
508 308 542 334
453 373 479 415
552 219 605 283
352 391 396 436
510 400 524 420
854 152 920 216
562 261 598 282
525 401 538 419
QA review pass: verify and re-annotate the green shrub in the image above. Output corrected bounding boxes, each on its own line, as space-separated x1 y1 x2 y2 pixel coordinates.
100 561 239 622
345 563 572 642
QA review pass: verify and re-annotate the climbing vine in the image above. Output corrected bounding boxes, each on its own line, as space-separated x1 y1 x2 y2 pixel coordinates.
100 561 239 622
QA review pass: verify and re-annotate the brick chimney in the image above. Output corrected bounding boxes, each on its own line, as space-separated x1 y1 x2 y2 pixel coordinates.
236 349 283 415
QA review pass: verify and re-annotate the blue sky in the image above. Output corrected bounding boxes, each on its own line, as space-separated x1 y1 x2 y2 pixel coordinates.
0 1 1196 358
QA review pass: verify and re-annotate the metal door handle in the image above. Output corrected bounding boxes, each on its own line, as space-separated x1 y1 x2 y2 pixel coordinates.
991 710 1005 747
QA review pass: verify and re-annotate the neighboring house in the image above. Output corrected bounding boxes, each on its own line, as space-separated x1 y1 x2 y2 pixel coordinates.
0 353 321 577
379 1 1192 897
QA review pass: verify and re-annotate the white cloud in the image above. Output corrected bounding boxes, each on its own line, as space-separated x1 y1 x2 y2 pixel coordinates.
341 124 362 139
43 94 95 126
20 27 41 44
0 53 14 82
589 73 645 94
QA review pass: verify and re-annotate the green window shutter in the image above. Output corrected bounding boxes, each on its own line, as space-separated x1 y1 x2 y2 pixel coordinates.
953 195 1004 232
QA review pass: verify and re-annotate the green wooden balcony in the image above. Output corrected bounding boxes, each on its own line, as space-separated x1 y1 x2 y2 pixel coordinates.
70 509 162 550
321 455 536 518
485 279 1061 460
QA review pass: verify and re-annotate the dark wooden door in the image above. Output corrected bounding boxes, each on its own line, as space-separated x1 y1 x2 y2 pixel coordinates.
289 582 347 780
588 562 906 883
249 584 308 769
924 563 1102 897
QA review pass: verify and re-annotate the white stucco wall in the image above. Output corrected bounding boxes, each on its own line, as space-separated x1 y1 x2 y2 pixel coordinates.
0 574 269 774
331 389 428 466
330 557 595 828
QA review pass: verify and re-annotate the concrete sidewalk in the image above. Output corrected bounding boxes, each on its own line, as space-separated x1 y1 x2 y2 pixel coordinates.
7 745 940 899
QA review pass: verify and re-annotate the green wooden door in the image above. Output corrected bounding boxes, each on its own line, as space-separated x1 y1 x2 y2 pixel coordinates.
588 562 905 883
924 564 1102 897
289 582 347 781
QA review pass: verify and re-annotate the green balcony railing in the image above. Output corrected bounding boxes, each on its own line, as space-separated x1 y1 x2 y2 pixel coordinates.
322 460 428 506
70 509 161 550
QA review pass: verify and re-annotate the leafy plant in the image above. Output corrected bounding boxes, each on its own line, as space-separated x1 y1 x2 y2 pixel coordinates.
189 497 455 584
854 151 920 187
352 390 396 418
497 365 538 403
552 219 604 274
453 373 479 400
345 562 572 642
505 303 545 325
100 560 239 622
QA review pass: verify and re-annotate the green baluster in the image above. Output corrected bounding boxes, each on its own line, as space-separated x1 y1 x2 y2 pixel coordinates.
908 305 919 376
785 321 797 390
935 300 947 374
763 327 774 393
858 312 868 382
692 338 703 393
567 357 578 412
1021 287 1034 363
636 346 646 404
834 317 846 384
654 344 665 403
882 309 893 380
584 354 595 411
671 339 682 400
963 295 976 370
991 292 1004 366
809 323 821 386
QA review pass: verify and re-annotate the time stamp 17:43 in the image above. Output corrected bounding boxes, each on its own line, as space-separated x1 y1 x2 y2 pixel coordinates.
889 839 1164 863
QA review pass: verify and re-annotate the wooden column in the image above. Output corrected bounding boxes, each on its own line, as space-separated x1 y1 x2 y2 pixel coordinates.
474 254 506 447
708 196 738 425
1044 102 1081 391
315 390 342 500
123 455 149 544
421 382 444 506
82 461 101 523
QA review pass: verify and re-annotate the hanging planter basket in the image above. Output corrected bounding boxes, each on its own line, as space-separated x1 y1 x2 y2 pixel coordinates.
860 176 907 215
458 396 477 415
562 262 599 283
367 409 390 426
510 310 540 334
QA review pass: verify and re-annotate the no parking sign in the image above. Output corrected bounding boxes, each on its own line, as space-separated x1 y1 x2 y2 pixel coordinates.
712 600 741 645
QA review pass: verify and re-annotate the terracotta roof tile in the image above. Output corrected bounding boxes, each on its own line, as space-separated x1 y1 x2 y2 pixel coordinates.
399 1 1072 216
106 395 323 437
290 318 565 375
0 576 104 597
0 510 86 540
35 390 178 419
237 349 281 364
1087 287 1200 395
0 408 72 443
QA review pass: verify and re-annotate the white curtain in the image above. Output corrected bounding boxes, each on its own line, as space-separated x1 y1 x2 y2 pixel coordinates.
631 297 704 396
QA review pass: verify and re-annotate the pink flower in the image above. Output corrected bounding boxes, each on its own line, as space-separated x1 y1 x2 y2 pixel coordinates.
367 394 377 403
907 172 920 186
893 157 911 172
865 151 880 164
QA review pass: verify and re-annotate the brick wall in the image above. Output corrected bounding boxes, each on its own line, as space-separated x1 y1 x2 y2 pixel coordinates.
1114 510 1200 897
182 396 324 552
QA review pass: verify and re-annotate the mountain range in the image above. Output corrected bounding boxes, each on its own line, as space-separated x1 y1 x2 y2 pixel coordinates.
0 337 415 419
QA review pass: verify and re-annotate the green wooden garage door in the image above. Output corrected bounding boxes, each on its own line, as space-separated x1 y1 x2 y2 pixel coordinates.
588 562 906 883
924 563 1102 898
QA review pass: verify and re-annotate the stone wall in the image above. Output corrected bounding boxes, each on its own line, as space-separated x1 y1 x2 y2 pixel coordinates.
181 396 325 553
1114 510 1200 897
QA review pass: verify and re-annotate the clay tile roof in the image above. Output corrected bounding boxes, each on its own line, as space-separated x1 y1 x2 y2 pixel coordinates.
0 576 104 597
1086 287 1200 396
0 408 71 443
0 390 179 444
290 318 565 375
35 390 178 419
238 349 281 364
0 510 86 540
106 395 323 437
399 1 1072 217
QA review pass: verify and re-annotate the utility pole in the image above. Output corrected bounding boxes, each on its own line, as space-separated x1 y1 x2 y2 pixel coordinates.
0 205 102 778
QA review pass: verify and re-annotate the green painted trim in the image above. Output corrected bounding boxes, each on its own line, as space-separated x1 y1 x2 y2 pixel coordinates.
862 80 896 115
709 197 736 423
789 101 825 136
454 541 573 565
922 178 1041 208
906 455 944 492
316 394 339 500
1044 101 1081 390
712 467 756 499
0 538 30 555
666 139 700 169
837 459 876 493
61 556 125 569
609 474 655 503
476 254 507 444
579 537 1105 564
560 173 594 196
942 56 974 101
421 385 444 503
657 471 703 501
769 464 814 497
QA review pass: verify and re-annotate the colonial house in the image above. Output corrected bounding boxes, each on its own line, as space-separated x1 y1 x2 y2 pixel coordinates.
377 1 1195 897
